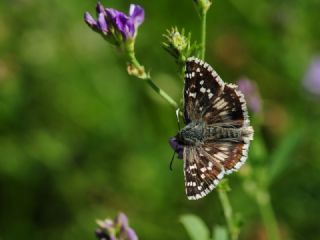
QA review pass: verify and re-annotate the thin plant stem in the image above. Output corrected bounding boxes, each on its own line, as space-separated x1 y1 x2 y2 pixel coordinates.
127 50 178 109
145 78 178 109
248 132 280 240
217 187 239 240
198 4 240 239
255 189 280 240
200 11 207 60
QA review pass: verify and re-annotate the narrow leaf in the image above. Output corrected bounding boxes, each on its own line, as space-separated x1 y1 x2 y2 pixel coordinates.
180 214 210 240
212 225 228 240
268 130 301 184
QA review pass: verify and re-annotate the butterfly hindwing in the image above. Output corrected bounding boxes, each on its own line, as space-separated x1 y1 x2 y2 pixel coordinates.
184 147 225 200
201 142 250 175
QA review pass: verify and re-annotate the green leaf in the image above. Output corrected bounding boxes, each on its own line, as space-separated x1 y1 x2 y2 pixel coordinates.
212 225 228 240
268 130 302 184
180 214 210 240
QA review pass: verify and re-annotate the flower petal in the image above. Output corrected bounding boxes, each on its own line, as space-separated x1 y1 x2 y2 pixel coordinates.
84 12 97 28
116 13 132 38
97 219 114 230
95 229 109 240
129 4 145 27
96 1 105 14
127 227 138 240
97 12 108 33
106 8 124 22
115 212 128 230
106 8 134 39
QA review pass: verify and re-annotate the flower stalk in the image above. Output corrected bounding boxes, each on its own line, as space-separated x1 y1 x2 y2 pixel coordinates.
256 189 280 240
84 2 178 109
200 11 207 60
217 180 240 240
192 0 212 60
126 49 178 109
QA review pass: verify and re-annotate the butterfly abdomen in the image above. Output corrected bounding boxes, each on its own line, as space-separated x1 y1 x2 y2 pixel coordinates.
206 126 253 142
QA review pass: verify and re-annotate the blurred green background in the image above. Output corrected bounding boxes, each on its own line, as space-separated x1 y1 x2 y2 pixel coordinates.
1 0 320 239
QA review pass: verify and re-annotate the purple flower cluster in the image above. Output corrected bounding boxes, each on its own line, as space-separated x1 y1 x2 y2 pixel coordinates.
96 213 138 240
303 56 320 96
236 78 262 113
84 2 144 41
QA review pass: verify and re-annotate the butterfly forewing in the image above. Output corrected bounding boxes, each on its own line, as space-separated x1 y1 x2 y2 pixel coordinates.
183 57 225 124
203 84 249 127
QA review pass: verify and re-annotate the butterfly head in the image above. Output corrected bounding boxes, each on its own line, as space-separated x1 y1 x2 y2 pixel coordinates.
169 137 184 159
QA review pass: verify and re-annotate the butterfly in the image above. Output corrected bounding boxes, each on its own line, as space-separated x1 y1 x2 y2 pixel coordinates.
169 57 254 200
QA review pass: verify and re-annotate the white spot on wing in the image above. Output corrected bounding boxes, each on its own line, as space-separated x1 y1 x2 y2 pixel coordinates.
189 164 196 170
189 92 197 98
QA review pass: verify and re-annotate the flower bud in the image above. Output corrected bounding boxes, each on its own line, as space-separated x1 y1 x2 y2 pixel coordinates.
193 0 212 15
163 27 199 64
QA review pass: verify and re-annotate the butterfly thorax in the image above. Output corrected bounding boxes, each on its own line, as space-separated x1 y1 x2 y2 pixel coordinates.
176 121 206 145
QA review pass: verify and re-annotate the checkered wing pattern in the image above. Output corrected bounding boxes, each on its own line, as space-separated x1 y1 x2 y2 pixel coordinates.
182 57 253 200
184 147 225 200
183 57 225 124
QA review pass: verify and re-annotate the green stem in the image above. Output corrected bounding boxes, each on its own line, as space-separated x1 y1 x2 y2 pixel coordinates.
217 187 239 240
127 50 178 109
145 78 178 109
255 189 280 240
247 127 280 240
200 11 207 60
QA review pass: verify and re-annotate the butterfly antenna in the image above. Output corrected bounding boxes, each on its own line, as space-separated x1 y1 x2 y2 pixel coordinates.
176 108 181 130
169 151 176 171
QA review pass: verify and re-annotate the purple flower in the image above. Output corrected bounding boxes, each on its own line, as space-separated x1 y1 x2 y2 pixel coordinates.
106 4 144 39
84 2 108 34
96 212 138 240
169 137 184 159
126 228 138 240
115 212 128 234
236 78 262 113
303 56 320 96
84 2 144 41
